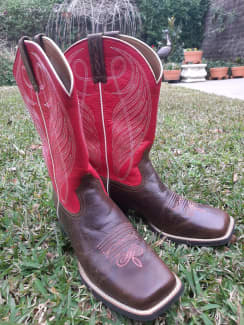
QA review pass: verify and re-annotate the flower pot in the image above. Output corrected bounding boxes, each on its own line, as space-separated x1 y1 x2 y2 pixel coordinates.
181 64 207 82
231 66 244 78
184 51 203 64
209 67 228 80
163 70 181 81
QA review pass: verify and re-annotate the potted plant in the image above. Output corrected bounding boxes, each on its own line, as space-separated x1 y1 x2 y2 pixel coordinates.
230 58 244 78
183 48 203 64
163 62 181 82
207 60 229 80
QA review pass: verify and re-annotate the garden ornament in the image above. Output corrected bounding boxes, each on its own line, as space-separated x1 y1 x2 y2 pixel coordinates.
64 32 235 246
157 29 172 61
13 35 183 321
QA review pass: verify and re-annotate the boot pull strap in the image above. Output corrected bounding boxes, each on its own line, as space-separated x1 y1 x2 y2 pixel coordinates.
87 31 120 83
18 36 39 92
88 33 107 83
34 33 46 50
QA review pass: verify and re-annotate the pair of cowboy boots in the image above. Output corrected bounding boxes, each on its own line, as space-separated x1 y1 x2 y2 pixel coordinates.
13 32 234 321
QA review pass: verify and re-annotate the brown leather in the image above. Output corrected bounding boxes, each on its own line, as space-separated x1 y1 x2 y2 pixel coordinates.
18 36 39 92
104 152 231 242
88 33 107 83
119 35 162 80
104 31 120 37
56 173 177 310
33 34 71 92
34 33 45 50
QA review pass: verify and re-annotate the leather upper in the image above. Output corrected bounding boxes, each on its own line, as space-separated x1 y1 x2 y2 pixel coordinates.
57 174 177 310
13 37 100 213
106 153 230 240
65 35 162 186
87 33 107 83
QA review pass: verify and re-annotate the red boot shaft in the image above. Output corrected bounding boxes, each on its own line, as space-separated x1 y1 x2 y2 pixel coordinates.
65 35 163 186
13 37 99 213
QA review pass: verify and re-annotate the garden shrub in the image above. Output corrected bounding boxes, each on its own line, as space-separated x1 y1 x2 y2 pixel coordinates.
0 0 61 46
0 0 62 86
137 0 210 50
0 0 210 85
0 0 209 49
161 16 184 63
0 41 15 86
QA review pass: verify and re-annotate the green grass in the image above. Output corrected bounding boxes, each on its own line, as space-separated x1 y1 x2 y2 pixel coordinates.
0 85 243 325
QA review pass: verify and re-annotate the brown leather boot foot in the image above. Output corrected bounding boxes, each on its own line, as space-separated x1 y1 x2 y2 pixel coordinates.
106 154 235 247
57 175 183 321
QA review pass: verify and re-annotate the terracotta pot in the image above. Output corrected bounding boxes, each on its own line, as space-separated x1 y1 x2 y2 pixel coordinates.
184 51 203 64
231 66 244 78
163 70 181 81
209 67 229 80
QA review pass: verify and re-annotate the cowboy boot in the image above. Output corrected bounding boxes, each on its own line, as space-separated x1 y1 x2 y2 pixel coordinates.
65 32 234 246
13 35 183 320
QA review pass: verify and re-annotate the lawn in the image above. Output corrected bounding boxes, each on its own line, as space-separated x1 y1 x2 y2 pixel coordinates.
0 84 243 325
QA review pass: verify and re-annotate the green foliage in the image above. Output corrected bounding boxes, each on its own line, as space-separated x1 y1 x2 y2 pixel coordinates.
0 0 64 86
0 55 15 86
0 0 209 54
164 62 181 70
184 48 199 51
0 45 15 86
205 60 232 78
233 57 244 66
0 0 61 45
206 60 231 68
205 59 244 78
167 16 184 63
137 0 210 49
155 16 184 63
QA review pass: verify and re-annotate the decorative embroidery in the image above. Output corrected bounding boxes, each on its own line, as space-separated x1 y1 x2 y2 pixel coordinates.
81 103 101 171
66 42 153 181
69 48 102 171
16 51 76 204
110 47 152 181
97 223 144 268
167 191 193 212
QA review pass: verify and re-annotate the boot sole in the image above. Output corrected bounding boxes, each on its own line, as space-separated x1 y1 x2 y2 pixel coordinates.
148 216 235 246
77 261 184 321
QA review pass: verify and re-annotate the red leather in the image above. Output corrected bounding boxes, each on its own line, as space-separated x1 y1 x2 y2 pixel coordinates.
13 40 100 213
65 37 161 186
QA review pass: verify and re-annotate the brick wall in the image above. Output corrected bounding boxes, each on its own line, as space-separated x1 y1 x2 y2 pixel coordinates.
202 0 244 60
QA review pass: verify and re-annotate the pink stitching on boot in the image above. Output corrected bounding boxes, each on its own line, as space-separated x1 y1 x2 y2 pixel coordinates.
97 223 144 268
